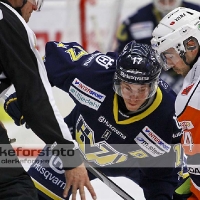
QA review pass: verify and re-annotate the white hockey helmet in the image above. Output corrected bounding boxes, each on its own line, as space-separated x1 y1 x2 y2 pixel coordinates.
153 0 182 16
151 7 200 70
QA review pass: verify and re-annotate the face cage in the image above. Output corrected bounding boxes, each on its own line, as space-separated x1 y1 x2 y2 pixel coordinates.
154 51 176 71
113 78 158 100
28 0 44 11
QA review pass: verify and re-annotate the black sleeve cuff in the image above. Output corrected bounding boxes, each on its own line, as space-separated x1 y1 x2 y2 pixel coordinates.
51 143 83 170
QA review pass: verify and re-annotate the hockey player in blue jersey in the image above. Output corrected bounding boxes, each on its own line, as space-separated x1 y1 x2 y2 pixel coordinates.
4 41 185 199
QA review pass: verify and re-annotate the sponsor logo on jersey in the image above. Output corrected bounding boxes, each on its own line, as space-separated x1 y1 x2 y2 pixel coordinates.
69 86 101 110
172 131 183 138
187 164 200 175
101 130 112 140
179 121 194 130
32 161 66 190
134 132 165 157
142 126 171 152
96 55 114 69
158 79 170 92
49 155 65 174
181 83 194 95
72 78 105 102
82 52 102 67
98 116 126 139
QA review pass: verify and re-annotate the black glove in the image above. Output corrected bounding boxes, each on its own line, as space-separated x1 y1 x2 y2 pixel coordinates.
4 92 29 128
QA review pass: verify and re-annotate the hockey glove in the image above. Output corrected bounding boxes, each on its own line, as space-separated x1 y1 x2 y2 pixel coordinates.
4 92 29 128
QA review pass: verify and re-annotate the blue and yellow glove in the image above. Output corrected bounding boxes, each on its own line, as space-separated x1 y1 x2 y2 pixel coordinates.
4 92 29 128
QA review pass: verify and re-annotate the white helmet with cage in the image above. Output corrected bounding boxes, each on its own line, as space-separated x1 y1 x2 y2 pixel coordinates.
153 0 182 16
151 7 200 70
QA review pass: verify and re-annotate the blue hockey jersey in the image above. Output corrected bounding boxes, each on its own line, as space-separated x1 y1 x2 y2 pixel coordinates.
28 42 183 200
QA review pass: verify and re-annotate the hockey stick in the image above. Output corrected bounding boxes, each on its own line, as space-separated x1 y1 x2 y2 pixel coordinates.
84 162 135 200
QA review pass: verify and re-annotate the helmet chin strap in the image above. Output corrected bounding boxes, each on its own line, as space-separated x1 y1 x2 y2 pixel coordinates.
20 0 28 8
181 54 190 66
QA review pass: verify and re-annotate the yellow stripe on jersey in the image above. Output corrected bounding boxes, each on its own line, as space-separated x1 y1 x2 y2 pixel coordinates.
32 178 64 200
0 103 12 122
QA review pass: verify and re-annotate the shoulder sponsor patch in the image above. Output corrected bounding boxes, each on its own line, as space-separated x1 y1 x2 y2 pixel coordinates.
82 52 102 67
134 132 165 157
69 86 101 110
72 78 105 102
142 126 171 152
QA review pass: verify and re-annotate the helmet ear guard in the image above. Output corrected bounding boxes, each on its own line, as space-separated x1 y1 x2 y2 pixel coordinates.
184 37 198 51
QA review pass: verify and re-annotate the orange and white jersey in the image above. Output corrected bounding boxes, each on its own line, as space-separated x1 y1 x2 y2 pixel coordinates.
175 57 200 199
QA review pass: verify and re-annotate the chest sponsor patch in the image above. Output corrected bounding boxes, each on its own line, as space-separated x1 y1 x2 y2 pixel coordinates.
69 86 101 110
134 132 165 157
142 126 171 152
72 78 105 102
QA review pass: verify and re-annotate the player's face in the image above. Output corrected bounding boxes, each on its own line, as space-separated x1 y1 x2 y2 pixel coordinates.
160 48 190 77
21 0 37 22
120 82 150 111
